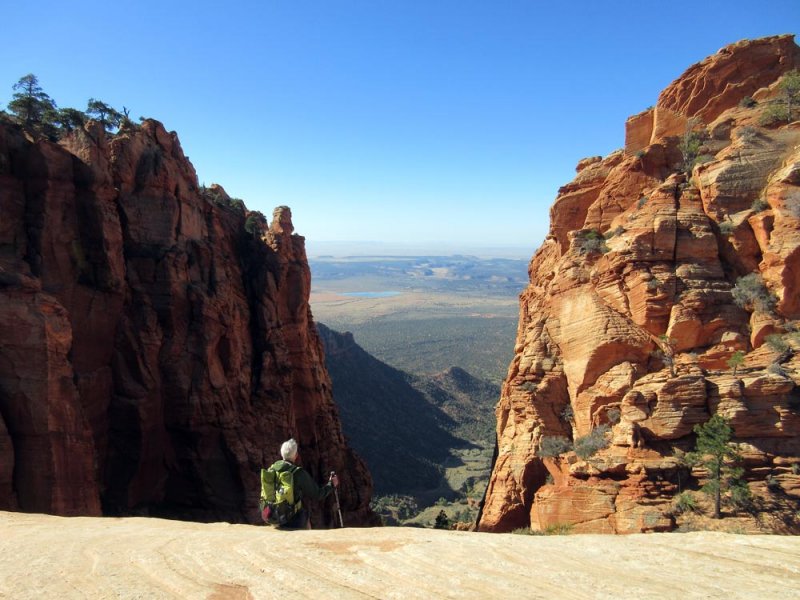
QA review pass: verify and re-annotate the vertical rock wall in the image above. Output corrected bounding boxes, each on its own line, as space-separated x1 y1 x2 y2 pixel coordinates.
0 119 376 525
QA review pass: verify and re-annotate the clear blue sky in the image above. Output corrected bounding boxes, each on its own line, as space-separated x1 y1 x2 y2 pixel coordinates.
2 1 797 255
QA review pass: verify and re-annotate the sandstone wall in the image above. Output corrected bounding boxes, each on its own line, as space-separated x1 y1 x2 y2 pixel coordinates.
0 119 376 526
480 36 800 533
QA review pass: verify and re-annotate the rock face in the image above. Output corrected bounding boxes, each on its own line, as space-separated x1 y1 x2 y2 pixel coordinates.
480 36 800 533
0 119 376 526
625 35 800 153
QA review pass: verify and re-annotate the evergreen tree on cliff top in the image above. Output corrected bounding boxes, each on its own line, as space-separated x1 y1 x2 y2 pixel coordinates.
8 74 57 129
86 98 122 132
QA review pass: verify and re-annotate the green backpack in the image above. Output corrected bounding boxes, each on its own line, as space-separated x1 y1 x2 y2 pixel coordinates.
260 462 302 525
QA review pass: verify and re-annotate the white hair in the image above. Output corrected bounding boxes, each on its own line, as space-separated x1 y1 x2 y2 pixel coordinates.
280 438 298 461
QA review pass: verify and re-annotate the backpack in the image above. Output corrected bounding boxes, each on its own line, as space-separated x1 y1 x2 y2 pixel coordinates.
260 461 302 525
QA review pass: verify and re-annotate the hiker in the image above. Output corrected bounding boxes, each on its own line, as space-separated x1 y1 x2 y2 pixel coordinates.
261 438 339 529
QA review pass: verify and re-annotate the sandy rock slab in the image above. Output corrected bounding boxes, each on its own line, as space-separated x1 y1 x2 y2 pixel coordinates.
1 512 799 599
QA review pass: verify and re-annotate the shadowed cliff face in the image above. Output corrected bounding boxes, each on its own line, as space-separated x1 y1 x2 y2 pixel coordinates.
480 35 800 533
0 118 376 526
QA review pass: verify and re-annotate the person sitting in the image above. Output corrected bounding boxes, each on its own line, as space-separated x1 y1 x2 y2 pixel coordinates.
263 438 339 529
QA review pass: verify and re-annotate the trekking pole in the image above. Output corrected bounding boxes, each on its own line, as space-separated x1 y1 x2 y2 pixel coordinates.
330 471 344 528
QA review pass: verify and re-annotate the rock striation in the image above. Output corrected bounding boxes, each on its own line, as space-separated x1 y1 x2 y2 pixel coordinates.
480 35 800 533
0 118 376 526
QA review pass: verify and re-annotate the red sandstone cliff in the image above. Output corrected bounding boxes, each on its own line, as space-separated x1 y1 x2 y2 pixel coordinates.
0 118 376 526
480 35 800 533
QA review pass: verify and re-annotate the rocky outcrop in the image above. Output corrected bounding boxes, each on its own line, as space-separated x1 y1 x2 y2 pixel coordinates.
0 118 376 526
625 34 800 153
480 36 800 533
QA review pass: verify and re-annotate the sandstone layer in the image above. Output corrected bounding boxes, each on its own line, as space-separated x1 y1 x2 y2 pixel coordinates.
0 119 375 526
480 36 800 533
2 511 799 599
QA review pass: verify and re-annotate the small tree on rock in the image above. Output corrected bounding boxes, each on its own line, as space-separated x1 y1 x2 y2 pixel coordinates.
656 334 677 377
434 510 450 529
679 118 703 175
727 350 745 376
687 415 751 519
779 70 800 122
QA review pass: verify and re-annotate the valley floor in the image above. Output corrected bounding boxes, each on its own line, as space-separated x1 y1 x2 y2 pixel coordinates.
1 511 798 599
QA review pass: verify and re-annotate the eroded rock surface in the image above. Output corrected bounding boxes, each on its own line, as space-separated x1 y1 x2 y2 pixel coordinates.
0 119 376 526
480 36 800 533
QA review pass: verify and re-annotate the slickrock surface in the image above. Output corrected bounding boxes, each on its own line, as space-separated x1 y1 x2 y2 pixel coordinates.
1 511 799 599
480 35 800 533
0 119 375 526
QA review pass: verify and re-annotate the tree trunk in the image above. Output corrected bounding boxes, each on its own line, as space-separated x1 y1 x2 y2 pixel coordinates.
714 461 721 519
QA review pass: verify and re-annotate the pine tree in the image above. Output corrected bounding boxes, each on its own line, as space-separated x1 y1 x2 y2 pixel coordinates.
7 74 57 129
86 98 122 132
54 107 87 133
687 415 750 519
727 350 745 376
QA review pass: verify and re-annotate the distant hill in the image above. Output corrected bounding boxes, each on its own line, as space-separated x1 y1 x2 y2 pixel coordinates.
414 366 499 443
317 324 499 495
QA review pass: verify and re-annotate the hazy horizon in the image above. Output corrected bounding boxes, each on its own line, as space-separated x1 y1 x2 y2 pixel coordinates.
306 239 536 259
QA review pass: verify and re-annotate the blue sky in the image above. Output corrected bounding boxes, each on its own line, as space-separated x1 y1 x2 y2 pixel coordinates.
2 1 797 255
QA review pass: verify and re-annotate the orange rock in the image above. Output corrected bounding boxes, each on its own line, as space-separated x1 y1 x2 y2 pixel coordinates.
625 35 800 152
480 35 800 534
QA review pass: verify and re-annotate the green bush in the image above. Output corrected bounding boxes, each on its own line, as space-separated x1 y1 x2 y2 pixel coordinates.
728 481 754 512
673 492 700 515
758 103 789 126
244 211 267 236
738 95 757 108
538 436 572 458
530 523 574 536
736 126 758 142
574 425 610 459
719 221 735 236
578 230 609 255
731 273 776 313
766 362 786 377
765 334 788 353
434 510 450 529
751 198 769 212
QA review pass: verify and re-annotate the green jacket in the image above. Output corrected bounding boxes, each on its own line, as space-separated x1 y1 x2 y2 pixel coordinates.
270 460 334 503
